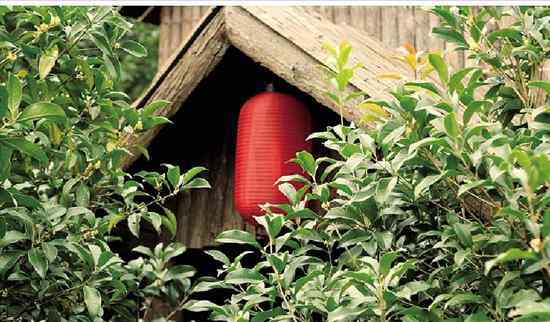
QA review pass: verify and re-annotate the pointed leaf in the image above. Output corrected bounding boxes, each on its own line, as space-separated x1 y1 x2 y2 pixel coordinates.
39 45 58 80
83 285 101 317
19 102 66 122
28 248 48 279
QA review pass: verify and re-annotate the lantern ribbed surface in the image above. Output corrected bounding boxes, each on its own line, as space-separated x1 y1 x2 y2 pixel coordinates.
234 91 312 224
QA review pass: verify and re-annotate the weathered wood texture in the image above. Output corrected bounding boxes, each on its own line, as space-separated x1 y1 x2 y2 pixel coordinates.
126 6 415 169
136 6 473 250
227 7 410 115
159 6 213 64
159 6 469 70
124 8 228 168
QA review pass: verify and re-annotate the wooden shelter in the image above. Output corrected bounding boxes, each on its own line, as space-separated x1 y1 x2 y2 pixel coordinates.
124 6 420 248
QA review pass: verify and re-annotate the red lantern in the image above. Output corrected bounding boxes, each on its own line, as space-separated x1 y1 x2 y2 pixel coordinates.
234 91 312 224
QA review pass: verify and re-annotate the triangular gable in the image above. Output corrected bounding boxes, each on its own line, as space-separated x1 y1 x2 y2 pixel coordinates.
123 6 410 169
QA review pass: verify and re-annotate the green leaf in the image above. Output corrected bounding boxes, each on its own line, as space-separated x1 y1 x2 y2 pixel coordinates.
127 213 141 238
0 217 5 240
132 245 153 257
396 281 432 301
543 211 550 237
147 212 162 233
0 230 27 248
39 45 58 80
216 230 260 249
121 40 147 58
432 27 467 47
225 268 265 284
103 53 121 80
414 172 446 199
42 243 57 263
164 164 180 189
428 53 448 84
0 138 47 163
19 102 66 122
182 166 207 185
458 180 486 197
182 300 218 312
28 248 48 279
7 73 22 117
161 207 177 239
463 101 490 125
328 305 367 322
142 100 170 116
449 67 477 93
528 80 550 94
83 285 101 317
391 149 417 173
484 249 537 275
295 151 316 176
266 215 284 239
444 293 484 309
444 112 459 140
0 146 12 181
487 28 523 43
379 251 400 277
205 250 230 266
75 184 90 207
184 178 211 189
453 223 473 247
408 137 447 154
375 177 398 204
454 249 469 266
465 312 491 322
405 81 440 95
278 183 297 204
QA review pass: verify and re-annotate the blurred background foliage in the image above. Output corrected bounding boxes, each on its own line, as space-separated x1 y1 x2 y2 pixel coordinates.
118 18 159 101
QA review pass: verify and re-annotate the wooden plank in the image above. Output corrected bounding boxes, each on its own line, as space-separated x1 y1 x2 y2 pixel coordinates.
413 7 431 52
398 7 415 48
429 13 445 51
158 7 171 63
364 7 381 39
130 6 413 168
332 7 351 25
319 6 335 22
122 8 229 169
381 7 399 49
170 7 182 51
348 6 366 32
237 7 411 101
225 7 359 128
531 60 550 108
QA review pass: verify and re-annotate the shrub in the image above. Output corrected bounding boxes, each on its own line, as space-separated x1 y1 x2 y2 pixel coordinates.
0 7 208 321
203 6 550 322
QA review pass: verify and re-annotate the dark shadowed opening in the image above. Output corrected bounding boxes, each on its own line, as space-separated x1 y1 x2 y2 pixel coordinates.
118 46 340 320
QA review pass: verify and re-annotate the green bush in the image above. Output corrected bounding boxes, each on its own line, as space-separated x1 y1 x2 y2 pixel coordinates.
2 5 550 322
202 6 550 322
0 7 208 321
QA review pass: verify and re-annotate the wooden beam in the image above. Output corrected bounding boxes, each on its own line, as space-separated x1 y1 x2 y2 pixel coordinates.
225 6 411 124
124 6 412 169
122 7 229 169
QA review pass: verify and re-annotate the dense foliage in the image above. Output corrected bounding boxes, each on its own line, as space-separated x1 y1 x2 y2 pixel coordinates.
1 5 550 322
117 18 159 101
195 6 550 322
0 6 207 321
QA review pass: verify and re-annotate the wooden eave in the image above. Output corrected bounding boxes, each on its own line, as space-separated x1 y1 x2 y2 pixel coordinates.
123 6 411 169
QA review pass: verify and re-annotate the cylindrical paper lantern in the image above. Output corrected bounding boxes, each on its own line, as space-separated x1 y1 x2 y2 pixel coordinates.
234 91 312 224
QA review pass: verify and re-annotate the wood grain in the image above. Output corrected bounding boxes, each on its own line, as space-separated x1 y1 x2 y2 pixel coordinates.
123 8 229 169
131 6 476 251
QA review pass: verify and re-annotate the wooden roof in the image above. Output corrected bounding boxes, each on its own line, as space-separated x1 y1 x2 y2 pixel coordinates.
123 6 411 169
